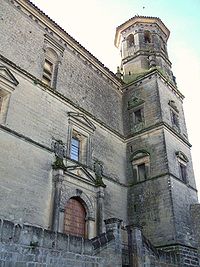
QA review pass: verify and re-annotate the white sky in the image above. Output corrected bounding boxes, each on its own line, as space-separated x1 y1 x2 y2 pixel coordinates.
32 0 200 198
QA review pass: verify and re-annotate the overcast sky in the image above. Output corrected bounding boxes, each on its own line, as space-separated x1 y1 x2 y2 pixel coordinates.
32 0 200 198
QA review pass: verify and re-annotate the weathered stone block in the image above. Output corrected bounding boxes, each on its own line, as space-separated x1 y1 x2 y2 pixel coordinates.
43 230 56 249
83 239 93 255
68 235 83 254
1 220 14 243
56 232 68 251
19 225 42 247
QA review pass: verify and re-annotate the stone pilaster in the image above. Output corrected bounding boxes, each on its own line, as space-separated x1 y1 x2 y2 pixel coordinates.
86 216 96 239
190 204 200 257
104 217 122 251
96 186 105 235
52 169 64 232
126 224 143 267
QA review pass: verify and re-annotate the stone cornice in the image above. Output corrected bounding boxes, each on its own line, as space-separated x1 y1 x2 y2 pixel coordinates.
122 69 184 100
10 0 123 90
1 123 194 190
0 54 190 147
128 171 197 192
122 49 172 68
126 121 191 148
0 123 127 187
0 124 53 152
0 54 124 140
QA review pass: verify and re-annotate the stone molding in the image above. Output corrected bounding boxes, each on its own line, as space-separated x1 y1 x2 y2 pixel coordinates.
60 187 95 220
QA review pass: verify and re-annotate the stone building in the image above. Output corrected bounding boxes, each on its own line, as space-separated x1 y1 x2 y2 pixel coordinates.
0 0 200 266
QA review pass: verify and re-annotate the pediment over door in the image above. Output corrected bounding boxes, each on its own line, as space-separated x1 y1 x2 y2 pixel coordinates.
66 165 96 184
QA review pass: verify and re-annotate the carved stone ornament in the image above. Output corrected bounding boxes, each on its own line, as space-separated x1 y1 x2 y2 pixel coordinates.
128 97 144 110
51 139 67 159
176 151 189 163
168 100 179 113
51 139 67 170
93 159 106 187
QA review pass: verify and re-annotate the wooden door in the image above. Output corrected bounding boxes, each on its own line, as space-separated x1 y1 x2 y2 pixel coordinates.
64 198 86 238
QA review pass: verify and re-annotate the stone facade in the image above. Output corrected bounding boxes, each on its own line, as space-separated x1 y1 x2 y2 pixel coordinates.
0 0 200 266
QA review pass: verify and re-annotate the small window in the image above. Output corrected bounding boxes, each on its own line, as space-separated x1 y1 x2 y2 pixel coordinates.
134 109 143 124
70 137 80 161
179 163 187 183
131 150 150 183
138 163 146 181
176 151 188 184
144 30 151 43
127 34 135 48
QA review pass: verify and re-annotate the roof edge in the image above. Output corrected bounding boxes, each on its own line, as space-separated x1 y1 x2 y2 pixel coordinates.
14 0 123 87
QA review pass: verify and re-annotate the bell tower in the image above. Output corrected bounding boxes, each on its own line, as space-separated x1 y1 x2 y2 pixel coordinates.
117 16 199 253
115 16 175 84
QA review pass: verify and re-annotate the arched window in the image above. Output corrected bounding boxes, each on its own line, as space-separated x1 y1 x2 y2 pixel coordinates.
127 34 135 48
144 30 151 43
131 150 150 182
64 197 86 238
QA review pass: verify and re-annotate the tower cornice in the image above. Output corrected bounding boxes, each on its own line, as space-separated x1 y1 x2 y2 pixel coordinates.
122 69 184 100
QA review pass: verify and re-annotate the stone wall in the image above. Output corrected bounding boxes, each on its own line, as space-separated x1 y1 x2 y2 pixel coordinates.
191 204 200 255
157 77 188 139
0 130 53 228
0 218 199 267
0 219 100 266
123 75 162 136
128 175 175 247
126 226 199 267
0 55 127 227
0 218 123 267
0 0 123 133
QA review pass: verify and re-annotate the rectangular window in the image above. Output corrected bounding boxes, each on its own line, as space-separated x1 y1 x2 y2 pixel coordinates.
70 137 80 161
138 163 146 181
42 59 53 86
134 109 143 124
180 163 187 183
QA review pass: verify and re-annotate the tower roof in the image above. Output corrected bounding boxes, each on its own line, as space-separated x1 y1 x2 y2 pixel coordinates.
114 16 170 48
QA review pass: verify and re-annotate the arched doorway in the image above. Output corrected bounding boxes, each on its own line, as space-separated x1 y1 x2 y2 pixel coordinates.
64 197 86 238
